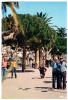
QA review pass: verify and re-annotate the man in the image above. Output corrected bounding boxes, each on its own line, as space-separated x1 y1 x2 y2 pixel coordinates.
51 57 59 89
59 57 67 89
46 54 50 68
10 58 17 78
32 60 35 68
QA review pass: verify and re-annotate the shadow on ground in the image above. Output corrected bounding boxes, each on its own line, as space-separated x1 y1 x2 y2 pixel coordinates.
32 77 52 79
4 69 35 80
35 87 53 91
32 77 41 79
45 77 52 78
43 81 52 83
19 88 31 91
35 87 55 92
35 87 66 93
9 69 35 73
41 90 48 92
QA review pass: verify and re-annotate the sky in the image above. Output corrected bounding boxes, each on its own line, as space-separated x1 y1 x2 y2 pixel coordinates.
2 2 67 30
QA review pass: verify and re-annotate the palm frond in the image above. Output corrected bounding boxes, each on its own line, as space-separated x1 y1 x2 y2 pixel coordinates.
51 25 58 27
13 2 19 8
40 12 43 17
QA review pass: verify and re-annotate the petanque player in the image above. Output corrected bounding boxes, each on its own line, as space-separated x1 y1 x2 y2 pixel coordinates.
38 64 47 78
59 56 67 90
51 57 59 89
10 58 17 78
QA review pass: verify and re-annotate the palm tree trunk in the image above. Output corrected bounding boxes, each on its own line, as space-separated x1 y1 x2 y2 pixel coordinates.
9 4 25 36
22 46 26 72
45 48 48 60
35 49 39 68
39 48 42 66
10 4 18 27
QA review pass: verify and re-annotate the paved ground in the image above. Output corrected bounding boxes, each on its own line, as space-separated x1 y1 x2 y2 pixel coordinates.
2 66 67 99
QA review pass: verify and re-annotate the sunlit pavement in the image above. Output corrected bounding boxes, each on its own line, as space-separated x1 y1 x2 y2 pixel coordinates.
2 66 67 99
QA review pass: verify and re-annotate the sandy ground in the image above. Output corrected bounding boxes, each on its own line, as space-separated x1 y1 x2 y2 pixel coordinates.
2 66 67 99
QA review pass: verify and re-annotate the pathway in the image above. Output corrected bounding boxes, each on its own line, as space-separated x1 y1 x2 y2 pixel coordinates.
2 66 67 99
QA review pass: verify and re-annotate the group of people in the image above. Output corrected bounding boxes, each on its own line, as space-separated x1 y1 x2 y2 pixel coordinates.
51 56 67 90
38 56 67 90
2 54 67 90
2 57 17 79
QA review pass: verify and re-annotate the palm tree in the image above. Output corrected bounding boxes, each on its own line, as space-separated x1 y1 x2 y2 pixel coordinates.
2 2 25 36
36 12 57 28
2 2 19 26
36 12 57 66
2 3 25 80
56 27 67 37
36 12 53 66
36 12 53 24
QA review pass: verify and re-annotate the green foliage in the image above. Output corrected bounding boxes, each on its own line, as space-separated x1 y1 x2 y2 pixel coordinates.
2 14 15 31
36 12 53 23
2 2 19 16
51 37 67 55
36 12 57 50
56 27 67 37
43 27 57 50
17 14 51 51
2 14 56 52
2 18 8 31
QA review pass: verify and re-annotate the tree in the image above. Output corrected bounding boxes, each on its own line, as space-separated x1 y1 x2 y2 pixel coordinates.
42 27 57 63
2 14 18 44
2 2 19 26
2 14 15 31
36 12 53 24
16 14 56 68
16 14 48 69
36 12 56 65
51 37 67 56
56 27 67 37
2 2 25 36
2 14 56 70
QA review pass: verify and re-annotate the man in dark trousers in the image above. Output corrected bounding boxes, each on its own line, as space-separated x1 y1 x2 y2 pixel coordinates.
51 57 59 89
59 57 67 89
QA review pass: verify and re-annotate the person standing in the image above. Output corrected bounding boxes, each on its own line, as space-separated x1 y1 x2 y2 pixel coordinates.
46 54 50 68
2 57 7 79
51 57 59 89
10 58 17 78
59 57 67 89
32 60 35 68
